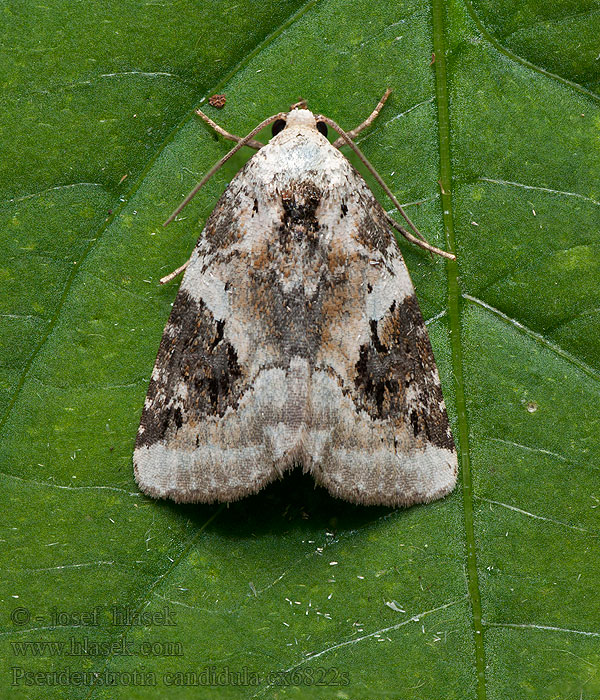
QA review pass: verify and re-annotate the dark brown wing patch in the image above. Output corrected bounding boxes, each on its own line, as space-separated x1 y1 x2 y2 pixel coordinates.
352 295 455 452
136 289 245 449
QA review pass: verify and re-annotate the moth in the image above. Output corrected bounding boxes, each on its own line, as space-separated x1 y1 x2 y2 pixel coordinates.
134 90 458 506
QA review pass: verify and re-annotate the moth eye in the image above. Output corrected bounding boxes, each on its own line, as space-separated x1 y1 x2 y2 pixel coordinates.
272 119 286 136
316 121 328 137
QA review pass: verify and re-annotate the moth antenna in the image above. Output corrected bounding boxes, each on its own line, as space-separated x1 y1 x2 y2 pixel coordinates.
383 215 435 260
316 115 456 261
331 88 392 147
195 109 264 150
164 112 287 227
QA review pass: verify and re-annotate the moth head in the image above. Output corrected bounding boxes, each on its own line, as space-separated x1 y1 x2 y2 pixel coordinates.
272 108 329 139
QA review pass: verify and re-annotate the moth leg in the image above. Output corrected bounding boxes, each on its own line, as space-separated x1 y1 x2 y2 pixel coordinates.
332 88 392 148
196 109 264 151
160 259 189 285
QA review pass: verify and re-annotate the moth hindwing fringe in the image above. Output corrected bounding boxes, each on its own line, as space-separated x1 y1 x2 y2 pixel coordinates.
134 102 458 506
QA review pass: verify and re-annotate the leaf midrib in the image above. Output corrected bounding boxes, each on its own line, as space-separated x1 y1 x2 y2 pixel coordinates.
431 1 487 698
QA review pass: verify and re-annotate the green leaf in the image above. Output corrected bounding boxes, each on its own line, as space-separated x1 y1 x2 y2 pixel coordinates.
1 0 599 698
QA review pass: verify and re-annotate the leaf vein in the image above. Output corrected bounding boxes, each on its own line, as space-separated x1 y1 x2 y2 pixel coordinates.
477 497 597 535
463 294 600 382
462 0 600 102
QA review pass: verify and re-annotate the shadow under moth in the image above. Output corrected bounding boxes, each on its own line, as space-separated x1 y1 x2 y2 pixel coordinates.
134 90 458 506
